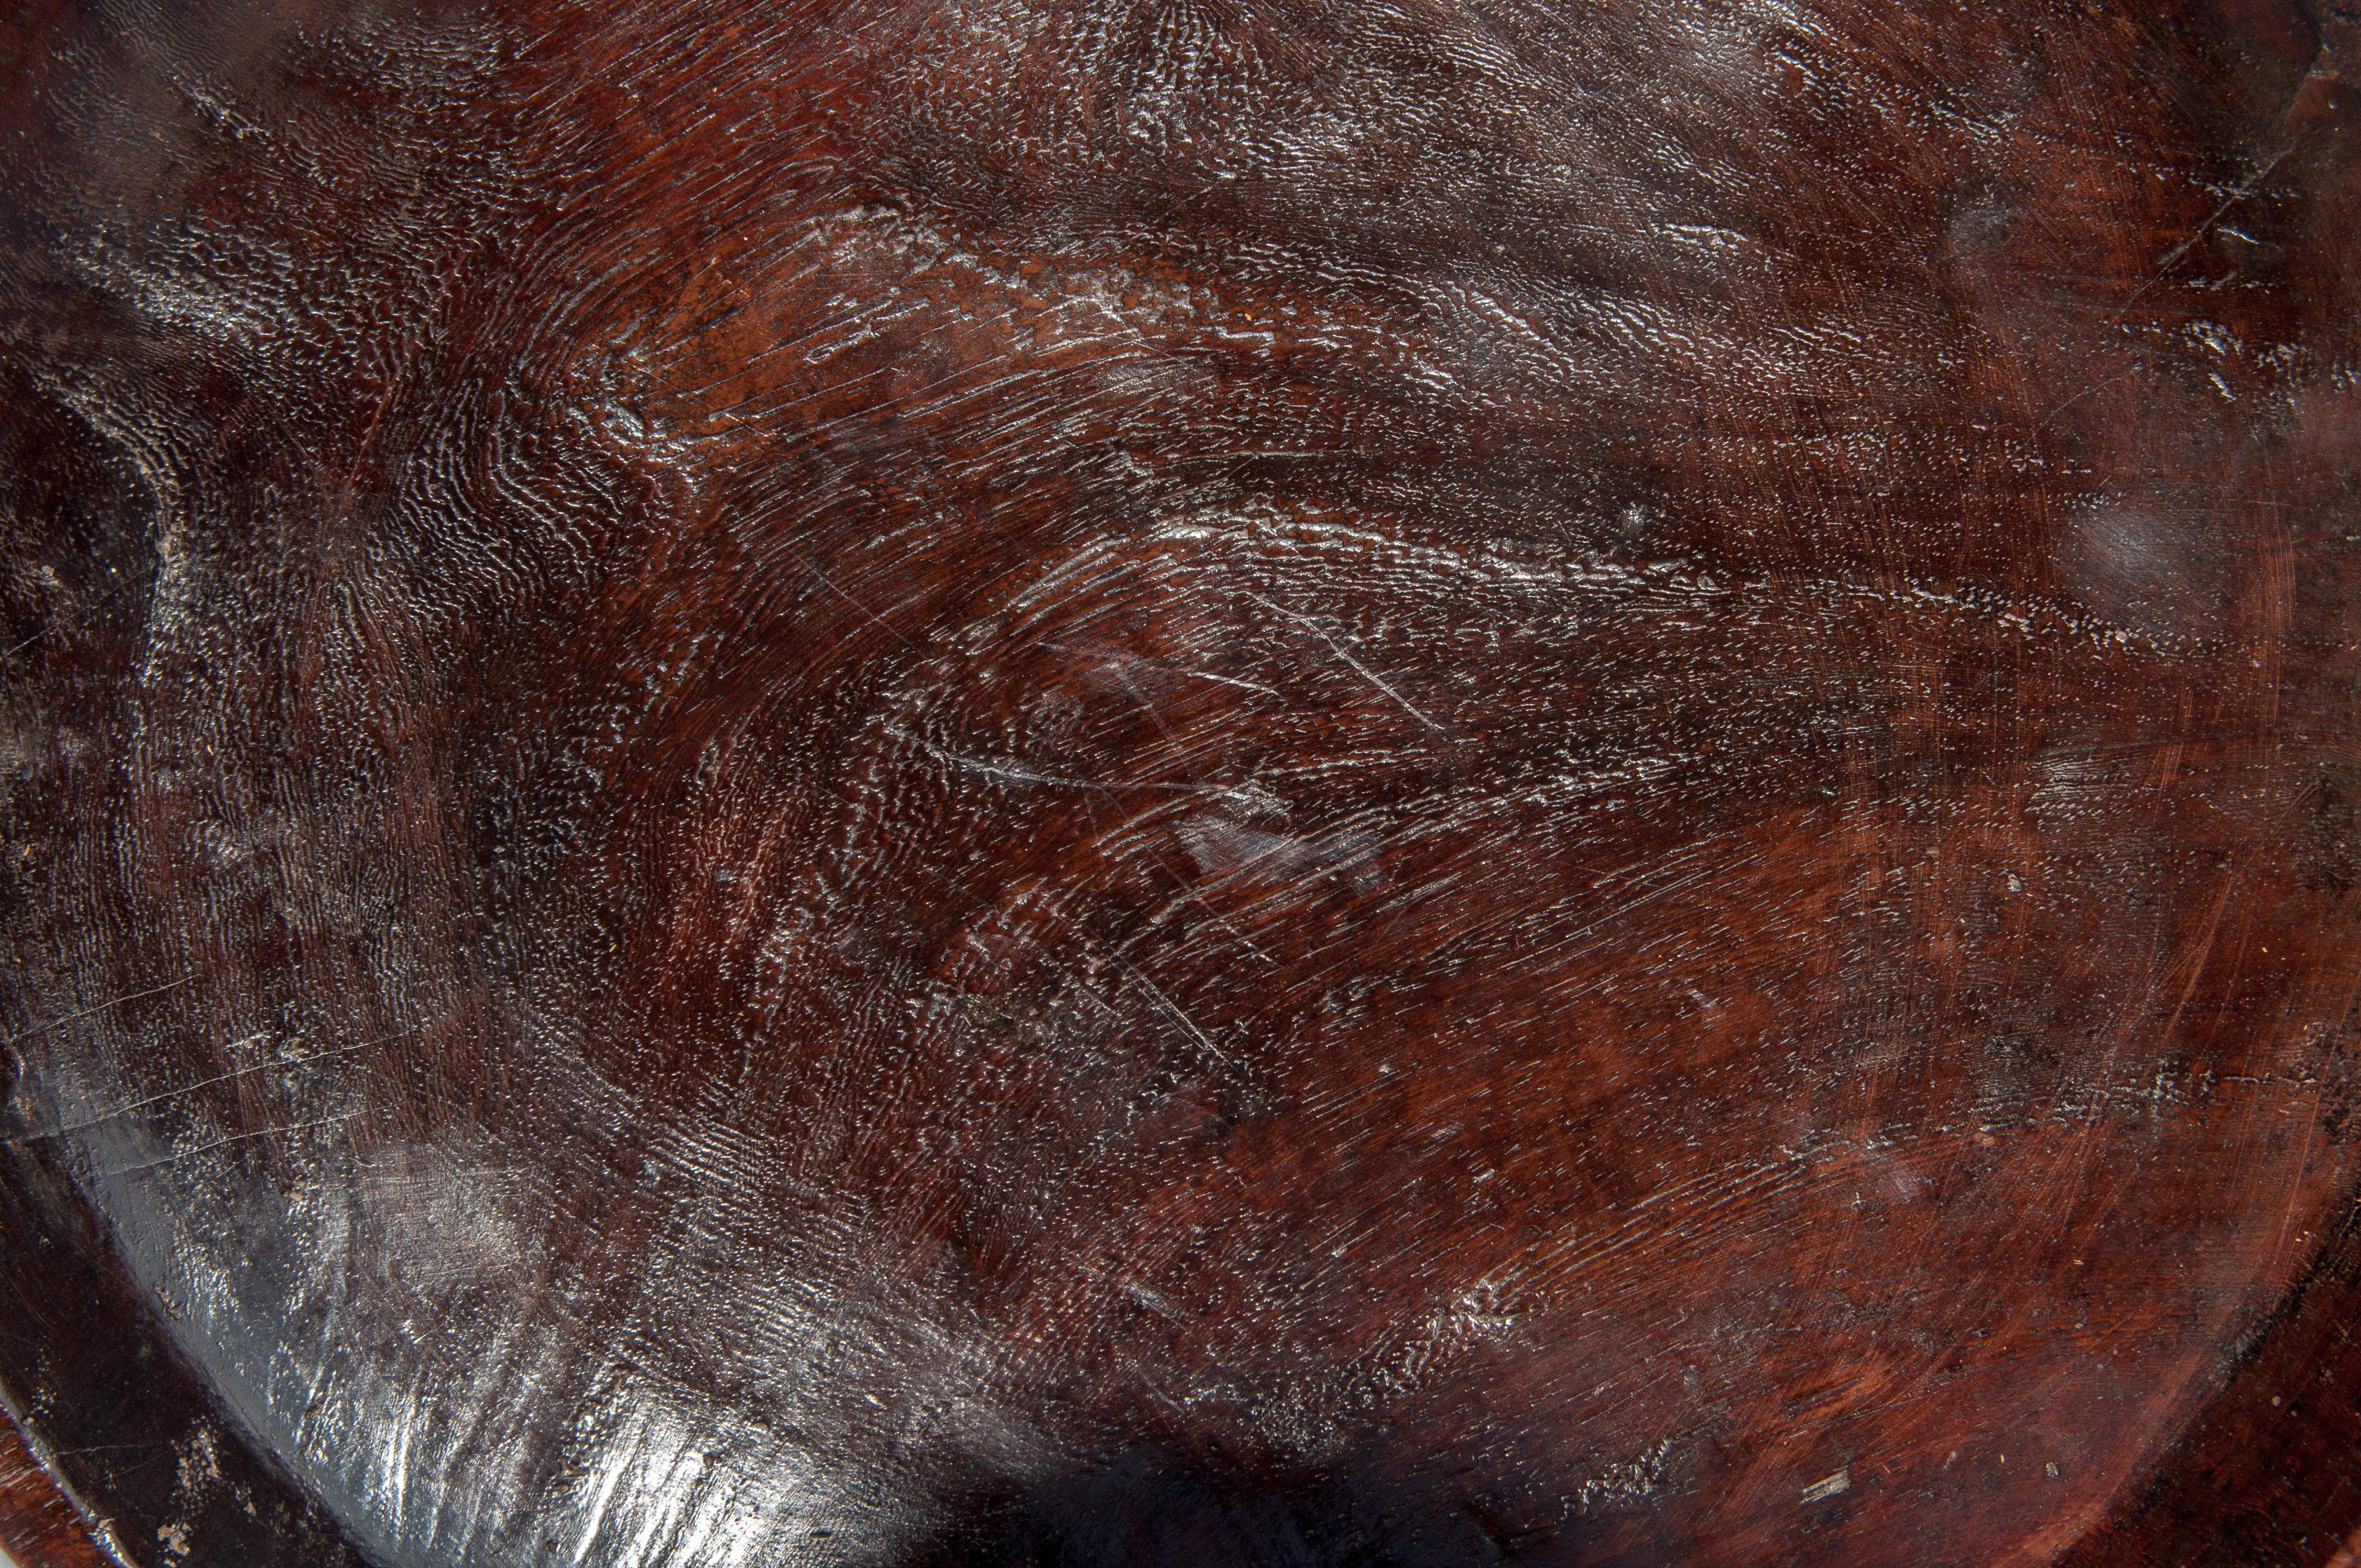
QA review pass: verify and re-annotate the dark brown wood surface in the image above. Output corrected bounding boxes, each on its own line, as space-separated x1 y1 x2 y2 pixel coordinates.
3 0 2359 1564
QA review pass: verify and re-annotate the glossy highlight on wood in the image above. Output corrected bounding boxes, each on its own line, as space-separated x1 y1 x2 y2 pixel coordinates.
2 0 2359 1563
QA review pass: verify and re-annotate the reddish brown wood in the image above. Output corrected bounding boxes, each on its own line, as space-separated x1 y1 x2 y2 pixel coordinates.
2 0 2359 1564
0 1409 111 1568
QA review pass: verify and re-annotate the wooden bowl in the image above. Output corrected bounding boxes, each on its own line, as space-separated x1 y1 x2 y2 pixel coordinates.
3 1 2358 1563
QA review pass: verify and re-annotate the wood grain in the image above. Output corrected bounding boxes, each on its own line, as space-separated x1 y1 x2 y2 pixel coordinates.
1 0 2358 1564
0 1407 111 1568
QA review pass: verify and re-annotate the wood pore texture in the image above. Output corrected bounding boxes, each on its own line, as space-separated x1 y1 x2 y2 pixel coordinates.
3 0 2360 1564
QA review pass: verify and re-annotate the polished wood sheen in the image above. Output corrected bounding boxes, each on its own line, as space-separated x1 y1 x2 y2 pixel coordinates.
3 0 2359 1564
